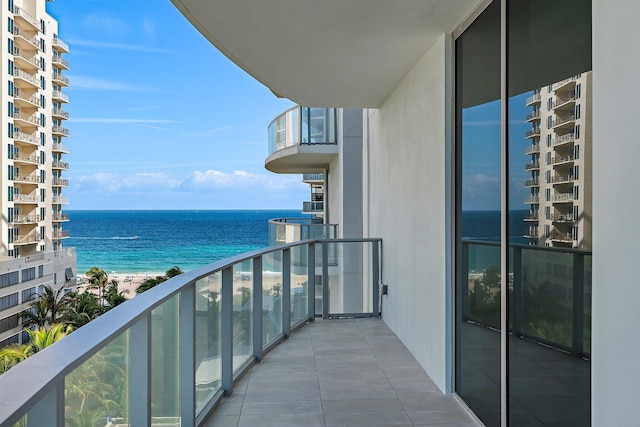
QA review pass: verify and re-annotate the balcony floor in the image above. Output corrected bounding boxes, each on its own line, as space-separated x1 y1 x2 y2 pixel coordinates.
203 318 480 427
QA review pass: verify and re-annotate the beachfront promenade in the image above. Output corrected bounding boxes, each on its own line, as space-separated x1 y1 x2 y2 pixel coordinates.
203 318 479 427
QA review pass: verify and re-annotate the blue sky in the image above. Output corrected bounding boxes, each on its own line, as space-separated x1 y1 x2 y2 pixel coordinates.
46 0 303 210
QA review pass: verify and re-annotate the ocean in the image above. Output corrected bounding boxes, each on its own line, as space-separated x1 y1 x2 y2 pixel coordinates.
66 209 528 275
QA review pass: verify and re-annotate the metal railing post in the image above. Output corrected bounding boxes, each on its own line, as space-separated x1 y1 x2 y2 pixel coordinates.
307 243 316 321
221 267 233 396
282 248 291 338
179 284 196 427
372 241 380 316
322 241 329 319
253 256 263 361
129 314 151 427
573 253 585 356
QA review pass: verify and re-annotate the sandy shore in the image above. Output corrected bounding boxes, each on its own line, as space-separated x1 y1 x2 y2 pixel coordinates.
76 273 165 298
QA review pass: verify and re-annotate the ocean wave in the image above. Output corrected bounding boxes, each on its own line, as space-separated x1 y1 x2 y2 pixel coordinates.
70 236 140 240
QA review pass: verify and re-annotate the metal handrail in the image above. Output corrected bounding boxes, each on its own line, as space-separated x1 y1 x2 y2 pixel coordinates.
0 238 381 426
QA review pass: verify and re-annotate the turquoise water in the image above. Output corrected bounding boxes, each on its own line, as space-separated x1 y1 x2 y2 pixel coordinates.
66 210 300 274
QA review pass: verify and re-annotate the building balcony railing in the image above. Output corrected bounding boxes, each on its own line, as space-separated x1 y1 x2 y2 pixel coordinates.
0 238 381 426
52 126 70 136
552 76 578 91
12 6 40 30
12 47 40 69
13 112 40 127
303 201 324 213
52 195 69 204
52 72 70 86
52 143 69 153
549 232 575 243
302 173 324 182
52 108 70 120
524 196 540 204
12 27 39 50
525 93 541 105
524 144 540 155
549 155 575 166
266 106 338 173
524 161 540 170
13 68 39 87
52 213 70 222
14 174 42 184
552 116 576 128
52 230 70 239
52 36 70 53
461 239 591 358
12 215 40 224
525 111 541 122
52 160 70 170
523 213 539 221
52 54 70 70
52 90 69 103
13 131 40 146
14 153 40 165
552 95 576 110
13 233 41 245
268 218 337 246
549 175 575 185
523 228 538 238
13 194 40 204
525 178 539 187
552 193 575 203
525 128 540 138
52 178 70 187
550 213 576 223
14 90 41 108
552 133 576 147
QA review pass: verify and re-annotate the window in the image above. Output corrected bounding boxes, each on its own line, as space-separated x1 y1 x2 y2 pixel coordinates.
575 124 581 139
0 293 19 311
39 57 45 71
7 59 13 75
546 152 551 165
40 188 45 202
7 18 13 34
39 226 45 238
574 144 580 159
576 83 582 99
8 38 13 54
40 113 45 127
8 0 14 12
7 186 13 202
0 314 19 334
7 123 13 138
547 116 552 129
546 170 551 183
21 267 35 282
7 207 13 223
40 75 45 89
40 132 45 146
546 188 551 201
40 207 45 220
8 80 14 96
39 38 45 52
40 170 45 183
575 104 581 119
38 265 44 278
7 144 13 159
547 134 552 147
40 95 45 108
574 165 579 180
574 185 579 200
574 206 579 221
0 271 19 289
8 165 14 180
40 19 45 34
547 98 553 111
545 206 550 220
21 288 35 303
7 101 13 117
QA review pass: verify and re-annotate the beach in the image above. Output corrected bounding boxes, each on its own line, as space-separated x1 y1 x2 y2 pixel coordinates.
76 272 166 297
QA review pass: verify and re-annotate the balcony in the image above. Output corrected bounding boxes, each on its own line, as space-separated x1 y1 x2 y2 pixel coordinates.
549 175 575 185
265 106 338 173
524 144 540 155
14 174 42 185
13 131 40 146
52 178 70 187
52 126 70 137
12 215 40 224
52 54 70 70
302 173 324 183
52 195 69 204
303 201 324 213
13 194 40 204
52 36 70 53
52 161 70 170
52 230 70 240
523 227 538 239
552 95 576 110
550 213 576 224
13 112 40 128
549 231 575 244
14 152 40 165
552 115 576 129
14 90 41 108
13 233 41 245
12 27 39 50
12 7 39 30
552 193 575 203
524 161 540 170
52 108 70 120
268 218 337 246
525 111 540 122
12 47 39 70
524 178 539 187
552 133 575 147
13 68 39 88
523 213 539 221
525 93 541 105
552 76 577 91
52 90 69 103
525 196 540 204
549 155 575 166
52 213 70 222
52 143 69 153
525 128 540 138
0 239 456 427
52 72 70 86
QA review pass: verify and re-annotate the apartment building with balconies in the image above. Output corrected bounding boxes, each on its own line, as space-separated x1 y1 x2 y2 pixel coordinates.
524 73 593 249
0 0 75 347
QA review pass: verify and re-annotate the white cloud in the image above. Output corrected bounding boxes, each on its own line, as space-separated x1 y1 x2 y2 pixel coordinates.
81 13 129 37
69 118 176 124
68 75 151 92
186 170 299 191
67 38 170 53
76 172 181 193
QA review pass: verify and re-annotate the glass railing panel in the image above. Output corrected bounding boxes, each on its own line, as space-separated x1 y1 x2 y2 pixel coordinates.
326 241 373 315
464 242 501 329
195 271 221 415
520 248 573 348
290 244 309 325
262 251 283 346
65 329 129 426
583 254 592 355
151 294 180 423
232 261 253 372
290 106 299 146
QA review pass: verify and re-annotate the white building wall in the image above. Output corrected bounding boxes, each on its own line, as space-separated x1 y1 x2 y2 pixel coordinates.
592 0 640 424
367 35 451 392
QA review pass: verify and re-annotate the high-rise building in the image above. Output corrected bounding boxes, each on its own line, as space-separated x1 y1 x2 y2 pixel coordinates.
524 73 593 248
0 0 76 347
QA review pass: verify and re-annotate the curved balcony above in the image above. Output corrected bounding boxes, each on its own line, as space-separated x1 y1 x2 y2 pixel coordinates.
52 72 69 87
52 90 69 103
13 7 39 31
52 230 70 240
52 36 70 54
13 68 39 89
265 106 338 173
268 218 337 246
52 160 70 170
302 173 324 183
52 195 69 204
52 54 70 70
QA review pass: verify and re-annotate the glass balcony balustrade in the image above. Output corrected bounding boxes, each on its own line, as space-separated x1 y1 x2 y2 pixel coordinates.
267 106 337 157
0 238 380 427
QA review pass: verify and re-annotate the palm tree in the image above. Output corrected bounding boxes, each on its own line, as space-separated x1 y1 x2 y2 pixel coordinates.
20 298 50 329
165 266 183 278
59 292 103 328
86 267 109 306
39 285 71 322
0 324 72 374
135 266 183 295
104 280 128 309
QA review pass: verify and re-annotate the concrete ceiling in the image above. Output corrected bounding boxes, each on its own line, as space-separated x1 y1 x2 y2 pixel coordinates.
171 0 482 108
